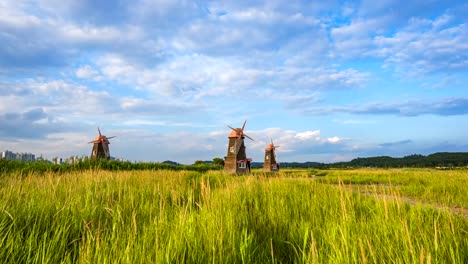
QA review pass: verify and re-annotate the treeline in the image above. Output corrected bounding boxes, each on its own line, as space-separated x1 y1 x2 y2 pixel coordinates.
333 152 468 168
0 159 222 175
249 152 468 169
1 152 467 174
250 161 323 168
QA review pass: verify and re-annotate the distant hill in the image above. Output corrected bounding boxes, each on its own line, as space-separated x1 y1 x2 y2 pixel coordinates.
135 153 468 168
250 161 322 168
162 160 181 166
333 152 468 168
249 152 468 168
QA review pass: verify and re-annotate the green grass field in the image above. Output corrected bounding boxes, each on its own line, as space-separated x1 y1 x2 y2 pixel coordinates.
1 169 467 263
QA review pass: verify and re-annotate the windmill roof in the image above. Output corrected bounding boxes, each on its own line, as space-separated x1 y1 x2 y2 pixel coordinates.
265 143 275 150
228 129 244 138
94 135 109 142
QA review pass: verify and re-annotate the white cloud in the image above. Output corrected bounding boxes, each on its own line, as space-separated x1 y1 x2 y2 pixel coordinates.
121 120 192 127
119 97 201 115
0 132 89 158
175 21 272 52
327 136 343 143
219 8 319 25
28 80 115 115
94 52 368 102
237 128 351 162
302 97 468 116
295 130 321 140
332 18 384 38
130 0 204 22
0 79 117 120
329 11 468 73
75 65 102 80
375 20 468 74
59 24 120 43
104 127 350 163
0 7 41 29
1 0 467 163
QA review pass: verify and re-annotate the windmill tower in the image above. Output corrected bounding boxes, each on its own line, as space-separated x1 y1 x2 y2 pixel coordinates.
89 128 116 159
263 138 280 172
224 120 254 174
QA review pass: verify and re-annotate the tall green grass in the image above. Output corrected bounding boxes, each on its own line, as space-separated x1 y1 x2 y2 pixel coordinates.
317 168 468 208
0 159 222 175
0 170 467 263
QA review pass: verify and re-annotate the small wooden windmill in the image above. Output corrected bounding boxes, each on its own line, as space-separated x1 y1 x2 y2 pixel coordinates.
263 138 280 172
224 120 254 174
89 128 115 159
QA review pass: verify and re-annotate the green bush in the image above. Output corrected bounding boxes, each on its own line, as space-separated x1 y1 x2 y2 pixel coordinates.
0 159 222 176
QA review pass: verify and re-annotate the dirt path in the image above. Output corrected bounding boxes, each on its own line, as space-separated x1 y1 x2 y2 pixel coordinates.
329 183 468 219
358 189 467 218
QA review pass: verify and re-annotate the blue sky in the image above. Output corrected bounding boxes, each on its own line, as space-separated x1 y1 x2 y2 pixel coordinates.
1 0 467 163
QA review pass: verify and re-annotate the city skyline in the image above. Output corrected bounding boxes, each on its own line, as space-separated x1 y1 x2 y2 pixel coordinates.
1 0 467 163
1 150 36 162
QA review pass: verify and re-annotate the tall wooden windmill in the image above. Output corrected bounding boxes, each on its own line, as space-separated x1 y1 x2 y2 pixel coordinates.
263 138 280 172
224 120 254 174
89 128 115 159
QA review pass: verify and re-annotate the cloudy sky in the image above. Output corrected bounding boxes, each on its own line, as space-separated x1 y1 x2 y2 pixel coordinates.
1 0 467 163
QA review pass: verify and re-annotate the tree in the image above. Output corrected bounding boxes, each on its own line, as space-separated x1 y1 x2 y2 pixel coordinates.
213 157 224 166
194 160 206 166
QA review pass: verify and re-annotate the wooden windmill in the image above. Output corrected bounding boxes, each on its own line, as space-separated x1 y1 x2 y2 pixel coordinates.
224 120 254 174
89 128 115 159
263 138 280 172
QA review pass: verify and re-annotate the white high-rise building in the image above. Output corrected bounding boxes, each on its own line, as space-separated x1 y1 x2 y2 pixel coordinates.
52 157 63 165
1 150 17 160
1 150 35 162
65 156 80 164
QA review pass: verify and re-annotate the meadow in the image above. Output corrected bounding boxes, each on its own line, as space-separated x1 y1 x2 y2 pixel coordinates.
0 168 466 263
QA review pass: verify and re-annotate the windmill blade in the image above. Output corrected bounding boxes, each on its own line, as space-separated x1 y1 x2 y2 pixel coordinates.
241 120 247 131
243 133 254 141
227 125 241 133
107 136 116 139
98 127 102 136
88 140 100 144
270 137 273 145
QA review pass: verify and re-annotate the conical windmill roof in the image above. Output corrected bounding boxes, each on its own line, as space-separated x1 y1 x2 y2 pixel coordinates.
95 135 109 142
228 129 244 138
265 143 275 150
